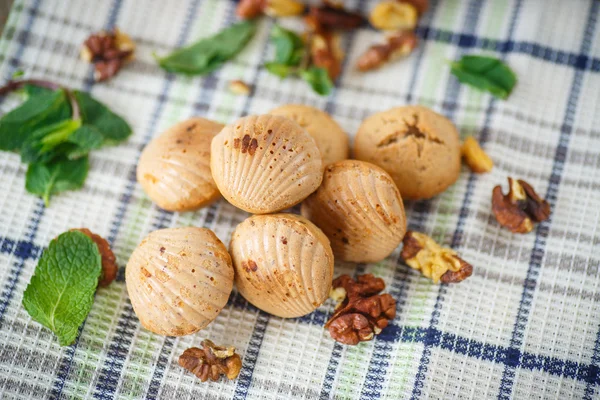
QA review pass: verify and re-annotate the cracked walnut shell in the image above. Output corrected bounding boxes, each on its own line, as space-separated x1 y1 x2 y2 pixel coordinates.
126 227 234 336
229 214 334 318
210 115 323 214
354 106 461 200
301 160 406 263
179 340 242 382
401 231 473 283
269 104 349 166
137 118 224 212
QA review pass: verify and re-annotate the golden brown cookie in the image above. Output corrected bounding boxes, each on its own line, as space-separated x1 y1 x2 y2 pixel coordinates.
210 114 323 214
269 104 349 166
137 118 224 211
301 160 406 263
354 105 461 200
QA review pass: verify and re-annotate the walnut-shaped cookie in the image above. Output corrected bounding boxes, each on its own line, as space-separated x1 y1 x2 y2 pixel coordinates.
354 105 461 200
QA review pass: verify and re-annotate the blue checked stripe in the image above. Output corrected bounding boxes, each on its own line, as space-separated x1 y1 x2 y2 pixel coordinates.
497 2 599 398
89 1 203 399
584 325 600 400
410 1 488 398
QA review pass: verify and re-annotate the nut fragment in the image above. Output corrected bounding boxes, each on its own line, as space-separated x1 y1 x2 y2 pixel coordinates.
178 339 242 382
492 178 550 233
461 136 493 173
401 231 473 283
229 80 251 95
369 1 418 31
71 228 117 287
310 31 344 81
356 30 418 71
325 274 396 345
308 2 366 31
81 28 135 81
403 0 429 15
236 0 304 19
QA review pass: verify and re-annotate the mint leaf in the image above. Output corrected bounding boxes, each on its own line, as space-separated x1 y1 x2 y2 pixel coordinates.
22 231 102 346
73 91 132 144
450 55 517 99
20 119 82 163
270 25 304 66
156 21 257 75
26 156 89 205
265 62 294 78
300 67 334 96
65 125 105 159
0 89 71 151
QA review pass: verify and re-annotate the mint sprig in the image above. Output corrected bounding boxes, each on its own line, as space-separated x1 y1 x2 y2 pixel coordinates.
22 231 102 346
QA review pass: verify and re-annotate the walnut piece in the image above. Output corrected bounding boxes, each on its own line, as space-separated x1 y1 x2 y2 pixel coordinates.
404 0 429 15
71 228 117 287
310 31 344 81
461 136 493 173
81 28 135 82
236 0 304 19
356 30 418 71
492 178 550 234
325 274 396 345
369 1 418 31
307 2 366 31
178 340 242 382
401 231 473 283
229 80 251 95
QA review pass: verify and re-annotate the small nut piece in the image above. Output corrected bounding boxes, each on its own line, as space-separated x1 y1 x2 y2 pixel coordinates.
71 228 117 287
236 0 304 19
401 231 473 283
126 227 234 336
404 0 429 15
356 30 418 72
81 28 135 81
492 178 550 233
179 340 242 382
307 2 366 31
210 115 323 214
230 214 334 318
269 104 349 166
301 160 407 263
354 106 461 200
325 274 396 345
369 1 418 31
462 136 493 173
229 80 251 95
137 118 224 212
311 31 344 81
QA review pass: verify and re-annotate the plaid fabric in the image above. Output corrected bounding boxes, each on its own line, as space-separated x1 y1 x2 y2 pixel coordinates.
0 0 599 398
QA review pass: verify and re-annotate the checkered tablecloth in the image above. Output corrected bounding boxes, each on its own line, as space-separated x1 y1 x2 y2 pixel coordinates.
0 0 599 399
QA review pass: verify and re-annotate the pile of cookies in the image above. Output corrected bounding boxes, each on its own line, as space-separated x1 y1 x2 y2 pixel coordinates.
128 104 469 342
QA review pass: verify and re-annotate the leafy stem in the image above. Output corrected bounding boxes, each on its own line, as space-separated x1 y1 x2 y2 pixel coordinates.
0 79 80 120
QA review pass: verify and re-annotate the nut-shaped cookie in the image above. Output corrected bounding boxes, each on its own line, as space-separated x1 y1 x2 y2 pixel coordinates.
301 160 406 263
229 214 334 318
137 118 224 211
354 106 461 200
126 227 233 336
269 104 349 166
211 115 324 214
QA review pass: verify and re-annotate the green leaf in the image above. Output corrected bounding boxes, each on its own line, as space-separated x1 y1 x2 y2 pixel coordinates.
156 21 257 75
73 91 132 144
26 156 89 206
22 230 102 346
65 125 105 159
265 62 294 78
0 89 71 151
270 25 304 66
300 67 334 96
20 119 82 163
450 55 517 99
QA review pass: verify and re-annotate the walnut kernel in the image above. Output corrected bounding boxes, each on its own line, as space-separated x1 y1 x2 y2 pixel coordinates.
229 80 251 95
264 0 305 17
311 31 344 80
356 30 418 71
492 178 550 233
369 1 418 31
461 136 493 173
178 340 242 382
401 231 473 283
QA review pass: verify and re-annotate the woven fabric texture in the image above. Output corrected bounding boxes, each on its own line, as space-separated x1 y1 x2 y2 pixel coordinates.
0 0 599 399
